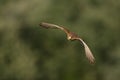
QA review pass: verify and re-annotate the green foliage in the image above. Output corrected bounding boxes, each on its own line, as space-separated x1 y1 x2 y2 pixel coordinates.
0 0 120 80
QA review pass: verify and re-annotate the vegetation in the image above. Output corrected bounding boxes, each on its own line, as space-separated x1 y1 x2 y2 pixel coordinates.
0 0 120 80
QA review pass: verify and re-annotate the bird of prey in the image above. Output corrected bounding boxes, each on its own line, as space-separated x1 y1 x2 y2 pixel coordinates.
39 22 95 64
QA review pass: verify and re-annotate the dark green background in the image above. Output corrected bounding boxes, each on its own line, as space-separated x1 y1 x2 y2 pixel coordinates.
0 0 120 80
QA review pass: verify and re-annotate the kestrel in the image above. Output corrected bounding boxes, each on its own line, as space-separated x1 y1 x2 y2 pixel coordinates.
39 22 95 64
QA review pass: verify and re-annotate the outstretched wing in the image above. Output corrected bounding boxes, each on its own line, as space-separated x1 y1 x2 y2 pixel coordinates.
39 22 70 35
39 22 61 29
77 38 95 64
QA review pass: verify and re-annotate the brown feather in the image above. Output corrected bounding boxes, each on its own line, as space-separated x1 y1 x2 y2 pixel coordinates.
39 22 62 29
39 22 95 64
78 38 95 64
39 22 71 38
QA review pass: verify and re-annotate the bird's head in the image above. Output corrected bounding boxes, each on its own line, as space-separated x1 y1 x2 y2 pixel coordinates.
66 31 77 41
67 33 77 41
67 36 72 40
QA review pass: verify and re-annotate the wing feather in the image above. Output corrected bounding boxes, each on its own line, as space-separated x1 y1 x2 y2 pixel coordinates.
78 38 95 64
39 22 63 29
39 22 70 36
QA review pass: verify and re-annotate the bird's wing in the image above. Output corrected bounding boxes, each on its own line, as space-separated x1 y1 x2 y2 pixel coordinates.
39 22 70 35
39 22 95 64
77 38 95 64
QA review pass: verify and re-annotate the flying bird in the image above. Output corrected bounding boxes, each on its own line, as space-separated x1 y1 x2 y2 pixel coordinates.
39 22 95 64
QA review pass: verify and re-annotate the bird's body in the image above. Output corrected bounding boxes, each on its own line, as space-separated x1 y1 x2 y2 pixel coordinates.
39 22 95 64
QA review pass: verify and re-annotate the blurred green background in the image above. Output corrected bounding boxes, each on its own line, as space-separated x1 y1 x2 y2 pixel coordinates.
0 0 120 80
